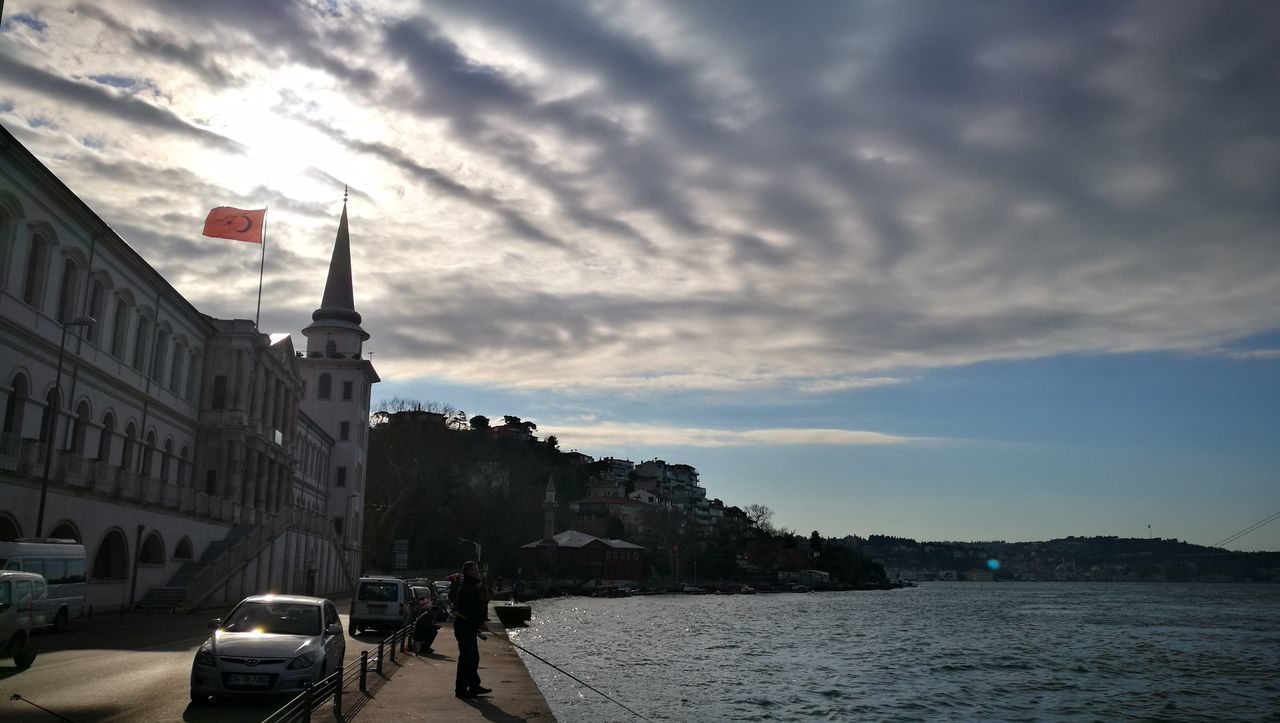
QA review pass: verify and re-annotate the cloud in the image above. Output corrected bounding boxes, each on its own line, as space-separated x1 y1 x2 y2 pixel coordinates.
542 421 924 450
4 0 1279 394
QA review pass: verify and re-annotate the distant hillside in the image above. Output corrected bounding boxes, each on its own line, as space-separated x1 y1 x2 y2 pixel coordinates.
854 535 1280 583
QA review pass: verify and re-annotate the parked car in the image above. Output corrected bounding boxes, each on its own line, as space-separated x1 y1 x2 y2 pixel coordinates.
189 595 345 705
349 576 413 635
0 571 43 668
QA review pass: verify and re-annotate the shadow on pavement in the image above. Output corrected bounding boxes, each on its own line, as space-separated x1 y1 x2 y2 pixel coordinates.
181 698 280 722
464 695 536 723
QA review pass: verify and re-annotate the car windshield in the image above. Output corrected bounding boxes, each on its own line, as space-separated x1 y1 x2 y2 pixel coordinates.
412 586 432 599
222 601 321 636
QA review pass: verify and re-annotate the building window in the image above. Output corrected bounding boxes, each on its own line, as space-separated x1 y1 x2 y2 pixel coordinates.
132 316 150 371
56 257 79 323
339 421 350 441
186 352 200 401
205 469 217 495
169 342 185 391
151 329 168 382
212 375 228 409
111 299 129 358
86 278 106 344
22 234 49 308
336 466 347 487
342 381 353 400
318 374 331 400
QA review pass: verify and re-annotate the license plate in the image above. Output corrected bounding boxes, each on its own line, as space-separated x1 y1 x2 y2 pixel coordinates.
229 674 270 686
367 604 386 612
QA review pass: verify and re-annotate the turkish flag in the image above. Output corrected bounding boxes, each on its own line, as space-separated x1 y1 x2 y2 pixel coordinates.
202 206 266 243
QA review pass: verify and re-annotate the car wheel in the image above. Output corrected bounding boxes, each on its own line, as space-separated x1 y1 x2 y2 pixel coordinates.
14 634 37 669
52 608 69 633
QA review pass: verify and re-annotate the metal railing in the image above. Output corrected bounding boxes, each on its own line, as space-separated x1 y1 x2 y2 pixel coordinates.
176 507 340 613
261 622 415 723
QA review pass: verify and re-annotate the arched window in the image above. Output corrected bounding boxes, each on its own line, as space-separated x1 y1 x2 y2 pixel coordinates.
39 388 60 445
174 537 193 560
48 520 80 542
3 372 29 436
325 339 337 357
56 257 80 323
161 438 173 482
121 422 137 470
86 277 107 344
139 531 164 564
318 373 332 400
132 316 150 371
179 444 190 486
141 430 156 477
0 512 21 541
22 233 49 308
91 529 128 580
151 328 168 382
70 401 91 453
185 351 200 401
97 412 115 462
169 340 185 391
111 299 129 358
0 205 12 278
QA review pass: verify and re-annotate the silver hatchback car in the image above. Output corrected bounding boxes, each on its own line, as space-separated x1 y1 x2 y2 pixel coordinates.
190 594 345 704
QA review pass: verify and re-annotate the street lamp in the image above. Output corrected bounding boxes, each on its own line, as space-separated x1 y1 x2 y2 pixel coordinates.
35 315 95 537
458 537 481 564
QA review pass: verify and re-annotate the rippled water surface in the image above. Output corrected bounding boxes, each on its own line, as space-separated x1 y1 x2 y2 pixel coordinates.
508 583 1280 721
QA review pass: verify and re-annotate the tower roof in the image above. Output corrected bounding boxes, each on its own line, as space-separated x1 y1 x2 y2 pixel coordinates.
311 199 364 328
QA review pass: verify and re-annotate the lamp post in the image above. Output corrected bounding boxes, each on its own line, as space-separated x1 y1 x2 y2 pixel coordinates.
459 537 481 564
35 315 95 537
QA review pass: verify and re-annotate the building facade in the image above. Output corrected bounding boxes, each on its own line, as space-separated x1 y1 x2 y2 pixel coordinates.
0 123 374 612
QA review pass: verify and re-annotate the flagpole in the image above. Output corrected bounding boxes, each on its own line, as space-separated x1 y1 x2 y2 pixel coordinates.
255 206 268 330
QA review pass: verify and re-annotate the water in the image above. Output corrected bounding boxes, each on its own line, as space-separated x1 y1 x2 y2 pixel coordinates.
507 583 1280 721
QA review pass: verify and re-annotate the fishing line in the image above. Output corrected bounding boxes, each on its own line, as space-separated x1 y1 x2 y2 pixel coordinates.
507 639 655 722
1212 509 1280 548
8 694 78 723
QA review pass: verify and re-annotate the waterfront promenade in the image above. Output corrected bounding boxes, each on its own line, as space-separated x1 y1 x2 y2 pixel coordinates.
355 603 555 722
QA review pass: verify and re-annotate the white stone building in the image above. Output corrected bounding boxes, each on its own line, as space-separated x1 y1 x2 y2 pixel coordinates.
0 122 375 612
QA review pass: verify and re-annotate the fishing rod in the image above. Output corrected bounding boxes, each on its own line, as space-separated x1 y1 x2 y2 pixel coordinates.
507 639 655 722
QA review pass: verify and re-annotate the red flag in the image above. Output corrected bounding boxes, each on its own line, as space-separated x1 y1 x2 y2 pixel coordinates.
203 206 266 244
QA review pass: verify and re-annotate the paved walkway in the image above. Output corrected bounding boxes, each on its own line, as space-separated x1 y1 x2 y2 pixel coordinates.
349 605 555 722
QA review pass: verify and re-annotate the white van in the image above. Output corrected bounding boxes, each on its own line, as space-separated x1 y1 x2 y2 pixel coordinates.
348 576 412 635
0 538 87 631
0 571 45 668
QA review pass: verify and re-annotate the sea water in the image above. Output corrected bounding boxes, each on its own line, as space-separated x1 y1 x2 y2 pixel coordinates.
508 583 1280 721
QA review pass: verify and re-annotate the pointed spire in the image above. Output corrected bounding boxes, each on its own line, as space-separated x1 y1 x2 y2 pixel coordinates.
311 192 363 328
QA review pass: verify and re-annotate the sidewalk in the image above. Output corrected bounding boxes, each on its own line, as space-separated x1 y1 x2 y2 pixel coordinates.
349 604 554 722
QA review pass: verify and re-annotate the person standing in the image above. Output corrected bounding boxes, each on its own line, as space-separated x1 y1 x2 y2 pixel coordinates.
453 561 491 698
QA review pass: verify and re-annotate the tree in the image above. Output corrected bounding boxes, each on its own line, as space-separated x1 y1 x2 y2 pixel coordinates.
544 435 560 451
809 530 824 554
744 504 776 535
469 415 490 431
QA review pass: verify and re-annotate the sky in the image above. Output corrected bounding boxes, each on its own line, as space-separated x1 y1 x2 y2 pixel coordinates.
2 1 1278 550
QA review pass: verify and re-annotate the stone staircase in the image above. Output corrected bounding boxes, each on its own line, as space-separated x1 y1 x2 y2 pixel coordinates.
137 524 255 610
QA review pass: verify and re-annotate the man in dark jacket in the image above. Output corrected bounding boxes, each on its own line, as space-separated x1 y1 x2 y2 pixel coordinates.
453 561 491 698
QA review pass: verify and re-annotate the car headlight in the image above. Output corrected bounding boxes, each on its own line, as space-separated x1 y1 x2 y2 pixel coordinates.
287 652 318 670
195 643 216 667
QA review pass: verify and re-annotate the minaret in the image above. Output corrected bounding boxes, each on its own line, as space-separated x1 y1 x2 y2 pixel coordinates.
298 189 379 587
542 474 557 543
303 188 368 353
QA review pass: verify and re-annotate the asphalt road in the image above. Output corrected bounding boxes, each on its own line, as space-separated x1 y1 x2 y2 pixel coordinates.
0 607 396 723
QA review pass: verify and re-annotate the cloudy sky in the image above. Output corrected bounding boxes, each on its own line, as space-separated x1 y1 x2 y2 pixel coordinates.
3 1 1278 549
